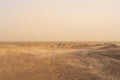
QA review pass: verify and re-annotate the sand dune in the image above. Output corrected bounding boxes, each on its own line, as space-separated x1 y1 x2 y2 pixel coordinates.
96 43 118 50
0 42 120 80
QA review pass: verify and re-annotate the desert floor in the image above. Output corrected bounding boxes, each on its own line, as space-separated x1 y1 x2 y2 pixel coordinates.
0 42 120 80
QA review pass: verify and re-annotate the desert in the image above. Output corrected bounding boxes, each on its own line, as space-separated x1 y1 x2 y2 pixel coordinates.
0 42 120 80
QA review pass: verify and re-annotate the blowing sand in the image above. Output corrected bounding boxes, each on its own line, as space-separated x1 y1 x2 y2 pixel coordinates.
0 42 120 80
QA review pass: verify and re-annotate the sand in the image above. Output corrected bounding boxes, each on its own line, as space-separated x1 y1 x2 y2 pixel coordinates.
0 42 120 80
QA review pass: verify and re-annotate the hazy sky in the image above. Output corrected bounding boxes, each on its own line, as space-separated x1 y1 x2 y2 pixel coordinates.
0 0 120 41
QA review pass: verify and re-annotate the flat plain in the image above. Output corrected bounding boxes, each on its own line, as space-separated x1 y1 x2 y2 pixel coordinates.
0 42 120 80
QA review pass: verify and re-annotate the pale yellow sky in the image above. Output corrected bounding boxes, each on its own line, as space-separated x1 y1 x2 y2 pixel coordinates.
0 0 120 41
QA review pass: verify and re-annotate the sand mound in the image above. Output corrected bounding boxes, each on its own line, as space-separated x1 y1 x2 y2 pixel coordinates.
97 43 118 50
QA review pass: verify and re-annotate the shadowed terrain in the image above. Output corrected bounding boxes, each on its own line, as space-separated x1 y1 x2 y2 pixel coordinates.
0 42 120 80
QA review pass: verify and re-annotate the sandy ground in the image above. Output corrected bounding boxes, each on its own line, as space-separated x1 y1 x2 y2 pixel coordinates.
0 42 120 80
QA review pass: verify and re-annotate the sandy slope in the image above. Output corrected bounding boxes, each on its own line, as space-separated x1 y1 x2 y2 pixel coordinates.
0 42 120 80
